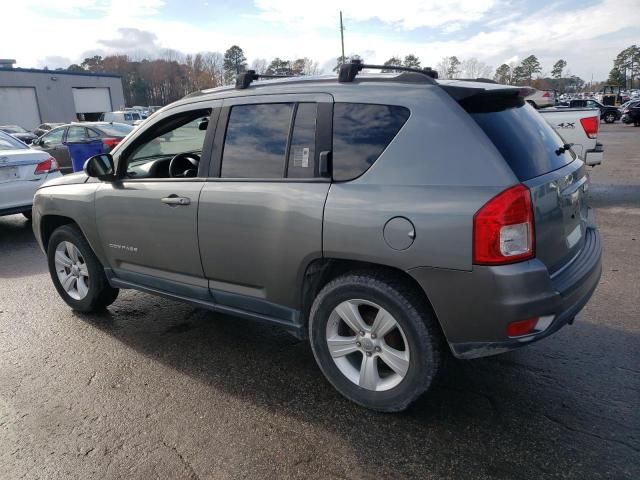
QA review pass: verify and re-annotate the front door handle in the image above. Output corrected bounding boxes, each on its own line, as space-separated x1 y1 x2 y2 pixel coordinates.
161 195 191 206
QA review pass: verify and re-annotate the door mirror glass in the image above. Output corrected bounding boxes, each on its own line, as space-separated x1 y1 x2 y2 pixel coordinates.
84 153 114 179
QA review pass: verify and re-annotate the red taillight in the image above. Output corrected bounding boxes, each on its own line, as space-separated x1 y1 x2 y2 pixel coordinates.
473 184 535 265
507 318 539 337
580 116 599 139
102 137 121 150
542 91 551 98
34 156 59 175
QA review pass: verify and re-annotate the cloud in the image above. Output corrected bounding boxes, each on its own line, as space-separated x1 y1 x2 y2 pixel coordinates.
98 28 161 54
37 56 73 69
4 0 640 82
253 0 500 30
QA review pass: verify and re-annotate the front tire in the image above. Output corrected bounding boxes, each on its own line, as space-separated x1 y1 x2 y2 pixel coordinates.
309 272 443 412
47 224 119 312
604 112 616 124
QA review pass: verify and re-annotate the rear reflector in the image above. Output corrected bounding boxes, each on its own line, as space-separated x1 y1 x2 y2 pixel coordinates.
507 318 538 337
507 315 555 338
473 184 535 265
580 116 599 139
34 156 59 175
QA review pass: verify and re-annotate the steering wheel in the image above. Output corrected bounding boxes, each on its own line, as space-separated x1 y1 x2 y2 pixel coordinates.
168 152 200 178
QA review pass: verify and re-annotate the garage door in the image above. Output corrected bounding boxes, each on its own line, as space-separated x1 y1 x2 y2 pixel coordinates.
72 87 111 113
0 87 41 130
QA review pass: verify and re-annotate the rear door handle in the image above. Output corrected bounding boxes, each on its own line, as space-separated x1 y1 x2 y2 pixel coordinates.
161 196 191 206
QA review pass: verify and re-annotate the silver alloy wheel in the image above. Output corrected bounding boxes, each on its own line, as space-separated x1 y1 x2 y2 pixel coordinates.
326 299 410 391
54 241 89 301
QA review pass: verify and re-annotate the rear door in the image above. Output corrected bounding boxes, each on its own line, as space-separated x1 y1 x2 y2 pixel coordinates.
198 93 333 312
469 101 589 274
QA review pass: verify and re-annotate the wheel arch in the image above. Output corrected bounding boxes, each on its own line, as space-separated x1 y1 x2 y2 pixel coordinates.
40 214 77 250
300 258 445 340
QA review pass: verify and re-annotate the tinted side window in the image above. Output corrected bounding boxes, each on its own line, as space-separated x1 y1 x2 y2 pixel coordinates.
124 113 132 121
332 103 410 181
287 103 317 178
41 128 64 147
221 103 294 178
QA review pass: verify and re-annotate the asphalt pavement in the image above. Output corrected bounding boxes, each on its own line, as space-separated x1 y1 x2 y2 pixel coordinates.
1 122 639 479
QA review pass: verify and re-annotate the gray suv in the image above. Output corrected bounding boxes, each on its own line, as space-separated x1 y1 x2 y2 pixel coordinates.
33 62 602 412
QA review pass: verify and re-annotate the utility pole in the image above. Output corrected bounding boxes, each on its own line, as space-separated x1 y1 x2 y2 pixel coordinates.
340 11 345 64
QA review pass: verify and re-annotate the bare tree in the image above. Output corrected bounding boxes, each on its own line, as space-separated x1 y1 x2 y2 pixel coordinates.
251 58 268 74
461 58 493 79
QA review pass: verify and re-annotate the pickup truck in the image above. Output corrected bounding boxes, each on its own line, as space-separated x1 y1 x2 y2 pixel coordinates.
557 99 621 123
538 107 603 166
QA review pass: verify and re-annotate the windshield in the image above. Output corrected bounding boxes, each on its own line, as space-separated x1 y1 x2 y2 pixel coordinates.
0 131 28 150
98 123 134 136
0 125 28 134
469 102 575 181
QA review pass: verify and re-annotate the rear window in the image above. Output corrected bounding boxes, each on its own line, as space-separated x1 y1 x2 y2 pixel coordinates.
332 103 410 181
98 123 134 136
469 103 575 181
0 131 27 150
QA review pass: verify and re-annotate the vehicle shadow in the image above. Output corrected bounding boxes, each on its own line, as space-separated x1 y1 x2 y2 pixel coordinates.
0 214 48 279
77 293 640 479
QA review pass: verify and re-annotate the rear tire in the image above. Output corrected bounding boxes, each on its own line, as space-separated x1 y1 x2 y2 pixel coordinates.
309 272 443 412
604 112 616 124
47 224 119 312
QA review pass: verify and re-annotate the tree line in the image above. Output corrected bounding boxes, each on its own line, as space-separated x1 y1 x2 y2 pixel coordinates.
61 45 318 107
58 44 638 107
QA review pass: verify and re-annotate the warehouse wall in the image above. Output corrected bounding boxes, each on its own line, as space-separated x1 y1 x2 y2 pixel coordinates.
0 69 125 128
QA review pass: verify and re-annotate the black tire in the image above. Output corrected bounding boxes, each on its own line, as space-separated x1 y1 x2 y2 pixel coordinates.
604 112 616 124
22 210 32 220
526 100 537 109
309 272 443 412
47 224 119 312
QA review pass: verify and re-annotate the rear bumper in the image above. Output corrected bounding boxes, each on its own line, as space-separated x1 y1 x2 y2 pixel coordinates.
409 227 602 359
584 143 603 166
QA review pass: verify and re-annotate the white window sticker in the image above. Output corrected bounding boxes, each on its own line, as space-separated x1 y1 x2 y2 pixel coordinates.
293 147 310 168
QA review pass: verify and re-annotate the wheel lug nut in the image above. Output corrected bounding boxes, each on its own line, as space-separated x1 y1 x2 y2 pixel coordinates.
359 331 365 336
371 333 377 339
356 342 361 347
366 352 372 357
375 346 381 352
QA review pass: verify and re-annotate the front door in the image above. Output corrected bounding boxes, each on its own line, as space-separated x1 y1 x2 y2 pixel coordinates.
33 127 72 173
198 94 333 314
94 103 216 296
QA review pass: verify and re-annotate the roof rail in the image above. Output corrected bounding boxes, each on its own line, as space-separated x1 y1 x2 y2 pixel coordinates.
235 70 295 89
338 59 438 83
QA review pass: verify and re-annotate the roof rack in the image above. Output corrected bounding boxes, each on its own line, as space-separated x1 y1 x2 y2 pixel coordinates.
235 70 294 89
338 59 438 83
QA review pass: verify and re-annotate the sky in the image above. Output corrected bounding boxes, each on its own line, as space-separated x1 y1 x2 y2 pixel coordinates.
3 0 640 81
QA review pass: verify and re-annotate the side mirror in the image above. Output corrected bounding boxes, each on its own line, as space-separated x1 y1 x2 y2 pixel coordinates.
84 153 115 180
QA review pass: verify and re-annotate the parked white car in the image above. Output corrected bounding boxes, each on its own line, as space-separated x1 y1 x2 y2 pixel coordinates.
0 131 61 219
100 111 143 126
526 89 556 109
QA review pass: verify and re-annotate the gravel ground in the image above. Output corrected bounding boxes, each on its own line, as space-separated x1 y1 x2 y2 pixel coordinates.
1 122 638 479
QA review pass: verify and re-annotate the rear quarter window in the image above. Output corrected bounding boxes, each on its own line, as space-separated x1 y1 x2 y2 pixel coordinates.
332 103 410 181
469 103 575 181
